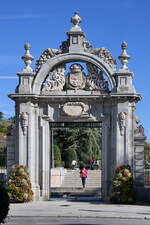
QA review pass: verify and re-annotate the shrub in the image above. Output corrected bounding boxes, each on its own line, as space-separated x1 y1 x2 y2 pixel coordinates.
8 164 33 203
0 181 9 224
64 147 77 169
110 164 136 204
54 145 62 167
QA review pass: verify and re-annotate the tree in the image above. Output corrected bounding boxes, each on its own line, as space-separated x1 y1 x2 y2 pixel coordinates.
0 112 3 121
63 147 77 169
53 127 102 169
54 144 62 167
144 141 150 149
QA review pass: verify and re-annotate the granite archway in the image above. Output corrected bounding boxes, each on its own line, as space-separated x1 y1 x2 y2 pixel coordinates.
8 12 146 201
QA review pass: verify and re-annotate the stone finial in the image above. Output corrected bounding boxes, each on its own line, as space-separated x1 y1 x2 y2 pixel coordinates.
70 12 82 31
118 41 130 70
71 12 81 26
21 43 34 72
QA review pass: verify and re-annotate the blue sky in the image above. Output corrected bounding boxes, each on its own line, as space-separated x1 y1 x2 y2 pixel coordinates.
0 0 150 141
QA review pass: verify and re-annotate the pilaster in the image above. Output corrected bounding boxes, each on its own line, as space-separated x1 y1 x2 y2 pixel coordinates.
134 135 146 201
101 115 111 201
39 116 50 200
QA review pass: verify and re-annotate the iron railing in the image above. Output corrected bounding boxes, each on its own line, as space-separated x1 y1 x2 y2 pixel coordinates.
144 149 150 186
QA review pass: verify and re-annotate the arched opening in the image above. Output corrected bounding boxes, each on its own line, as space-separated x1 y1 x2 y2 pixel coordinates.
49 121 102 200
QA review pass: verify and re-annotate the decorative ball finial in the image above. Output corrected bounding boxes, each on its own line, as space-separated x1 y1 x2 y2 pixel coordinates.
121 41 127 50
71 12 82 27
24 43 30 50
118 41 130 70
21 42 34 72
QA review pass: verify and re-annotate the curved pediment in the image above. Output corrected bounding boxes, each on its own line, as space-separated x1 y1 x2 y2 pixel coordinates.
32 12 117 95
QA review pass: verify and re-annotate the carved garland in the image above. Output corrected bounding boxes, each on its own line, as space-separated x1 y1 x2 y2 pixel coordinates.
20 112 28 136
119 112 126 136
35 48 62 73
84 40 116 70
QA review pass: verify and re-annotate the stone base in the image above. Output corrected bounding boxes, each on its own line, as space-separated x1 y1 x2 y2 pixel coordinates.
32 185 40 201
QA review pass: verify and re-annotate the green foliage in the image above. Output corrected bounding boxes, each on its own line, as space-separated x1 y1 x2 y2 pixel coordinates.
8 164 33 203
63 147 77 169
54 144 62 167
0 120 9 136
0 112 3 121
144 141 150 150
54 127 101 168
110 164 136 204
0 182 9 224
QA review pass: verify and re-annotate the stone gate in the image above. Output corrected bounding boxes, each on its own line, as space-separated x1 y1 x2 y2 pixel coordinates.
7 12 146 201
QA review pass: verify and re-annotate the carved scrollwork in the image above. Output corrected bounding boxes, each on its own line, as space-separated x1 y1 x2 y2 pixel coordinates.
35 48 62 73
84 41 116 71
20 112 28 136
86 63 109 91
96 47 116 70
42 64 66 92
119 112 126 136
59 40 69 53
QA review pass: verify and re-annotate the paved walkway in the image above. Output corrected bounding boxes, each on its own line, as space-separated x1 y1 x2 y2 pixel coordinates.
8 198 150 220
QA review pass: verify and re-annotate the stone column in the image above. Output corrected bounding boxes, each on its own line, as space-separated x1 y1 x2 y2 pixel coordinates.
27 103 40 201
39 116 50 200
134 135 146 201
101 116 110 201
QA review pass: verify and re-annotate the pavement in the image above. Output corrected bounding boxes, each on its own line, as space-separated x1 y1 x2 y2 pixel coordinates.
8 197 150 220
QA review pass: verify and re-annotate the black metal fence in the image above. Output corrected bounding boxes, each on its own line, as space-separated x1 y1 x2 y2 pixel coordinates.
144 149 150 186
0 150 7 177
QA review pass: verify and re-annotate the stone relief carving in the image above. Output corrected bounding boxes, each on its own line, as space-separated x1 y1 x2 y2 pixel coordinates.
41 62 110 92
35 48 62 73
134 116 145 136
84 41 116 71
86 63 109 91
63 102 86 117
119 112 126 136
42 64 66 92
59 40 69 53
66 63 86 90
20 112 28 136
97 48 116 70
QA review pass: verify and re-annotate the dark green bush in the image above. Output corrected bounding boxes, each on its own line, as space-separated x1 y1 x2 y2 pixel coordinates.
110 164 136 204
0 182 9 224
54 144 62 167
63 147 77 169
8 164 33 203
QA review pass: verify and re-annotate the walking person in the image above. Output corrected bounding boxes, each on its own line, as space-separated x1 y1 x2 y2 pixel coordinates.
80 165 88 188
72 160 76 170
88 158 93 170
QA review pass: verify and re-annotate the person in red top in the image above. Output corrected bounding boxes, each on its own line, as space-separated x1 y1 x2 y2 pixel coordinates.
80 166 88 188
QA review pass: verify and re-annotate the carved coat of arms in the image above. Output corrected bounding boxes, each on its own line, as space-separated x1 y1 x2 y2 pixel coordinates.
66 63 86 89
